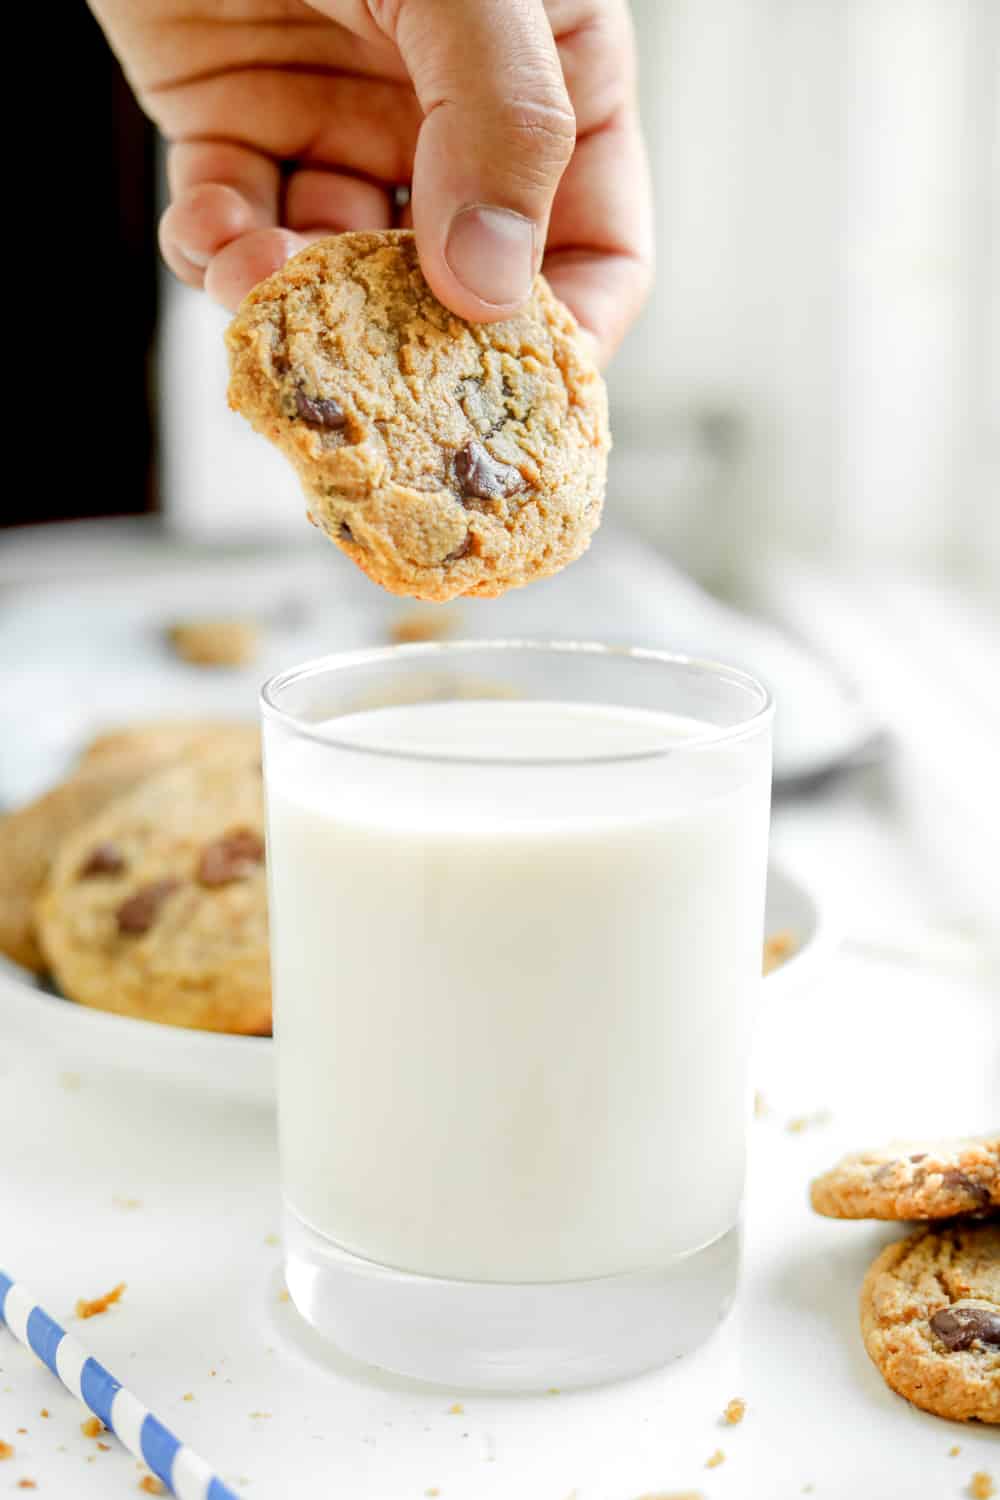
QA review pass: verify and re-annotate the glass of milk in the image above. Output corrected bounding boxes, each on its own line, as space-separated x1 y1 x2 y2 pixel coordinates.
261 642 772 1389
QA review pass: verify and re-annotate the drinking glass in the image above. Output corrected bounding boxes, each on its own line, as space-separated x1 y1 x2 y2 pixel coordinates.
261 642 772 1388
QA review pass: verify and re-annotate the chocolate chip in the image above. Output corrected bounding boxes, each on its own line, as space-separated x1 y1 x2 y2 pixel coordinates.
909 1153 927 1163
295 389 347 430
116 879 181 935
339 523 354 542
454 440 523 503
197 828 265 888
78 843 126 879
443 534 473 563
940 1168 991 1208
930 1301 1000 1352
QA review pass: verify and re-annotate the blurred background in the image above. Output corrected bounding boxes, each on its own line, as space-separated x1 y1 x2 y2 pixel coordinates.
3 0 998 943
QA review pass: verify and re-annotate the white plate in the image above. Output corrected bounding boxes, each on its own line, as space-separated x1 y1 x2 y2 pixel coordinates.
0 864 826 1105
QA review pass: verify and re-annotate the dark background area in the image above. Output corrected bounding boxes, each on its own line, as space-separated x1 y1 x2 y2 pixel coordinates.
6 9 158 528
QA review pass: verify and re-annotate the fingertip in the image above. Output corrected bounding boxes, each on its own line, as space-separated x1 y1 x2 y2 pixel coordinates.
202 228 309 312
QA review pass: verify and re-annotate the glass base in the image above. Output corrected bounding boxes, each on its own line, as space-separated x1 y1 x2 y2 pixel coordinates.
283 1207 740 1391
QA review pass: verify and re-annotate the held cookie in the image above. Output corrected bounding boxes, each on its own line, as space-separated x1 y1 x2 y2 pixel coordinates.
36 741 269 1035
226 231 610 602
811 1135 1000 1220
860 1221 999 1423
0 725 253 974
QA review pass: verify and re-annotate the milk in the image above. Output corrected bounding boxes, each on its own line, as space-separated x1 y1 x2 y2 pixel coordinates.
265 699 770 1285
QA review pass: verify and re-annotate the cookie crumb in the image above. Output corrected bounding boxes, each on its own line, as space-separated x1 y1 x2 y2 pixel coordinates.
425 1490 441 1497
0 1441 13 1459
139 1478 166 1496
264 1234 280 1247
705 1450 725 1468
81 1417 103 1438
182 1393 194 1402
249 1411 271 1420
97 1442 111 1452
76 1283 125 1319
15 1428 26 1435
39 1411 49 1420
390 610 461 645
632 1492 704 1499
167 619 259 669
277 1290 290 1303
786 1111 831 1134
722 1397 746 1425
547 1387 560 1396
447 1403 464 1416
763 930 797 974
16 1481 36 1491
951 1447 962 1457
969 1475 995 1500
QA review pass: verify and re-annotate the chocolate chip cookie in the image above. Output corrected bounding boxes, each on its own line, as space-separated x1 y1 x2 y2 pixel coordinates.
35 738 269 1034
811 1135 1000 1220
225 231 610 602
0 724 251 973
860 1221 999 1422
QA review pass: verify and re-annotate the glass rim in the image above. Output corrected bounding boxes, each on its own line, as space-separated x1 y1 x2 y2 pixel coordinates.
259 640 774 767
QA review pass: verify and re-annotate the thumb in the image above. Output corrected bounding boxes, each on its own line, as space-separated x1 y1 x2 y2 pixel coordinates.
383 0 575 318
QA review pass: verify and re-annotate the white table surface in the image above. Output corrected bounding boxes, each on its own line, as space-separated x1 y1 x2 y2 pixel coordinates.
1 537 997 1500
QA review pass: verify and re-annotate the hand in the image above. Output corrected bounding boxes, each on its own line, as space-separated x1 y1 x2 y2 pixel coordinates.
90 0 652 361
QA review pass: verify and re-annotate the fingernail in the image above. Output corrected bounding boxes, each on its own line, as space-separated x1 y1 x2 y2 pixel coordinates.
179 243 212 270
445 205 536 308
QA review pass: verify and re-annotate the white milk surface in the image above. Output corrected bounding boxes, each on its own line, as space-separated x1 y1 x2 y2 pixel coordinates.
266 700 771 1283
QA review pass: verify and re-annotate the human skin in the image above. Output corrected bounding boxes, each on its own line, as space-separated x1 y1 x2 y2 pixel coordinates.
88 0 653 363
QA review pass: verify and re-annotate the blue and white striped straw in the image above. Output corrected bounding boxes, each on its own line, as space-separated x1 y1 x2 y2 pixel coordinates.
0 1271 239 1500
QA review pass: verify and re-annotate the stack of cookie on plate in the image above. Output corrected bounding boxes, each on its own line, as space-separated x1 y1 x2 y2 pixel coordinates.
812 1135 999 1423
0 722 270 1035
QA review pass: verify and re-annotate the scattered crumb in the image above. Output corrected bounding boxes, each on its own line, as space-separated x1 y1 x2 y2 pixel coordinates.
786 1110 832 1135
447 1403 464 1416
969 1476 995 1500
210 1370 217 1377
632 1492 704 1499
951 1447 962 1457
722 1397 746 1425
76 1283 126 1320
17 1481 36 1491
705 1450 725 1469
763 929 798 975
81 1417 103 1438
39 1411 49 1420
753 1091 768 1119
249 1412 271 1420
182 1393 194 1402
547 1387 560 1396
167 618 259 669
139 1477 166 1496
97 1442 111 1452
425 1490 441 1497
277 1290 290 1304
389 609 461 645
264 1234 280 1247
16 1428 27 1435
0 1441 13 1459
113 1197 142 1212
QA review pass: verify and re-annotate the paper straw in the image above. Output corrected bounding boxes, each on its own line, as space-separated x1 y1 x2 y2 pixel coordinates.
0 1271 239 1499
